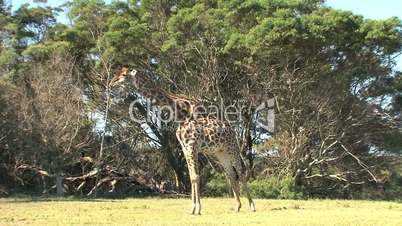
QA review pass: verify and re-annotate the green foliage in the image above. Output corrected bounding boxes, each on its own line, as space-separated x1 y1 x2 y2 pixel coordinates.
13 4 57 45
352 170 402 200
202 172 229 197
0 48 18 74
361 17 402 54
383 172 402 199
22 41 71 60
382 131 402 154
99 11 148 63
248 177 304 199
203 172 304 199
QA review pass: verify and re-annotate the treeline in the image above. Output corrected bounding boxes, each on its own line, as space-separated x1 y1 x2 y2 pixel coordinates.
0 0 401 199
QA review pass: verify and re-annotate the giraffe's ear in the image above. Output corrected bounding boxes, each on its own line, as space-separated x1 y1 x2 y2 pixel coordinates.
129 69 137 76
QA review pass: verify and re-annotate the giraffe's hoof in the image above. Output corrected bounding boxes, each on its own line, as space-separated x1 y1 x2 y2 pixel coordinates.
190 206 196 215
250 203 256 212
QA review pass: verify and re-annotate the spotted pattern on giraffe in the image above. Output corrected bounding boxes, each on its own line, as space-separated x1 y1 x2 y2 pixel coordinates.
110 66 256 215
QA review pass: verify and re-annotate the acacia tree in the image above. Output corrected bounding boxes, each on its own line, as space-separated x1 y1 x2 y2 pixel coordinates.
143 0 402 196
64 0 193 191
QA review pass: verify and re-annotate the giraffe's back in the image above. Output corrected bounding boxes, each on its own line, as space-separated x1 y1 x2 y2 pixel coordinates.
179 117 246 178
177 117 239 155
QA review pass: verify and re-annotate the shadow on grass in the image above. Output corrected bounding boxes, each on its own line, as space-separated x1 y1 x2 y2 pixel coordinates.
0 192 192 203
4 193 401 204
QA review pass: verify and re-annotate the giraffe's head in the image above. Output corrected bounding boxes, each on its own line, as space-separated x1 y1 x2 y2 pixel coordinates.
109 66 138 88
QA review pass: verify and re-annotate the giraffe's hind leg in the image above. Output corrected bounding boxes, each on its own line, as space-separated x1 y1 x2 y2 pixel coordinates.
241 177 255 212
233 157 256 212
215 151 242 212
227 166 241 212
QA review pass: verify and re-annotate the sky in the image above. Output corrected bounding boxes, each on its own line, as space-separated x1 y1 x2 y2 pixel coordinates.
9 0 402 69
11 0 402 19
11 0 402 20
325 0 402 19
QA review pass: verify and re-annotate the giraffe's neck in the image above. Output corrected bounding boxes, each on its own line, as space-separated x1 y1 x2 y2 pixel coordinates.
130 75 201 120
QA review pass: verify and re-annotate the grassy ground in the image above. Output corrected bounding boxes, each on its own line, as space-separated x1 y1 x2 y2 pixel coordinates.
1 197 401 226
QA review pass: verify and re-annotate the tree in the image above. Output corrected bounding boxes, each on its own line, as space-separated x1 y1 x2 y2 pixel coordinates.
147 0 402 196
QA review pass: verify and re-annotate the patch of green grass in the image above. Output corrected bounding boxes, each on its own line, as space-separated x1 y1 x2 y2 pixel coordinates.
0 197 401 225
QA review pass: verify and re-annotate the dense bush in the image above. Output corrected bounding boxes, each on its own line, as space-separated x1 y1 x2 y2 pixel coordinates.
355 171 402 200
248 177 304 199
202 173 229 197
203 173 304 199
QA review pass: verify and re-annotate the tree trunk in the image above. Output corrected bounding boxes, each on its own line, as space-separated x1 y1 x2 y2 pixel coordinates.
132 99 189 191
56 173 63 196
242 112 254 179
162 146 188 191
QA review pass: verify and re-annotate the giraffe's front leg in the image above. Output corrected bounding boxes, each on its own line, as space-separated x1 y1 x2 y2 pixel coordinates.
191 174 201 215
190 182 196 214
188 176 201 215
185 150 201 215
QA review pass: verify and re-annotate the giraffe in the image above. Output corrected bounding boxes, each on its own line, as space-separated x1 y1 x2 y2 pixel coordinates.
110 66 255 215
110 66 204 120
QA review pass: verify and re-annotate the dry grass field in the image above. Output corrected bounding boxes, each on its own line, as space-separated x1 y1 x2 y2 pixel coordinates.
1 197 401 226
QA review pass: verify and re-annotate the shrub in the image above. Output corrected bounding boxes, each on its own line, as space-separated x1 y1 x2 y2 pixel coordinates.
248 177 304 199
203 172 304 199
202 173 229 197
